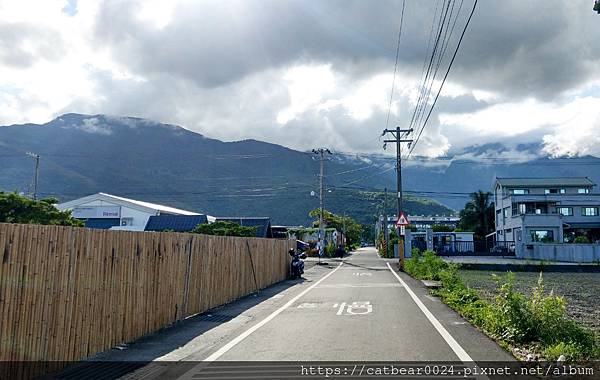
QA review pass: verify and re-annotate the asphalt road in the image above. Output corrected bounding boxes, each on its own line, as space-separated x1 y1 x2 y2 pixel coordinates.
87 248 514 379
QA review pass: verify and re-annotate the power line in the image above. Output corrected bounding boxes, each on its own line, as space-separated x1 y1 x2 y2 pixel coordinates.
407 0 478 159
413 0 463 133
408 0 452 133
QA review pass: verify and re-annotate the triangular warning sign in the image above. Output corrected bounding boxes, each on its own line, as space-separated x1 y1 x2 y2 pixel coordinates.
396 212 410 226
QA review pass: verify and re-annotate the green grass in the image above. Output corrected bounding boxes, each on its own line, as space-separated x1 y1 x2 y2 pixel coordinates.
404 249 600 361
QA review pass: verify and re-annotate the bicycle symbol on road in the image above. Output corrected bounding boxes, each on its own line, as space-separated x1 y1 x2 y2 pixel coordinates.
334 301 373 316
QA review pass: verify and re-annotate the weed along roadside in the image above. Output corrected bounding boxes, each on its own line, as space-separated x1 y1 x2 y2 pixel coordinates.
404 249 600 361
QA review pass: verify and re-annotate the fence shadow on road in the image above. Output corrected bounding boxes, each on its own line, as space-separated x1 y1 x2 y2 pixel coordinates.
50 277 307 379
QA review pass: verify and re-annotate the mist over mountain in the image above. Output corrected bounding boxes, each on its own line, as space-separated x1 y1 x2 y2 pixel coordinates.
336 144 600 210
1 114 599 224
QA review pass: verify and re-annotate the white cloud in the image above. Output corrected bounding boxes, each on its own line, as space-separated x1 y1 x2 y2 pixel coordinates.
137 0 177 29
541 98 600 157
0 0 599 160
68 117 112 135
276 64 336 124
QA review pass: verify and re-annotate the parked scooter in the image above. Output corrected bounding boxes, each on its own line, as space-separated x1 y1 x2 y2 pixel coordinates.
289 248 306 279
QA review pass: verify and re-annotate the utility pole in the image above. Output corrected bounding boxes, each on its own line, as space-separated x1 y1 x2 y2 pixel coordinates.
382 127 412 265
383 188 389 257
26 152 40 200
312 148 332 264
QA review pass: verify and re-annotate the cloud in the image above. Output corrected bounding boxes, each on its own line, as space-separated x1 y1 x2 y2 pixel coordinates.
69 117 113 135
0 0 599 159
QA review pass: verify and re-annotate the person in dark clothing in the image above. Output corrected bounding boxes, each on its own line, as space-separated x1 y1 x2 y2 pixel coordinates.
336 244 345 258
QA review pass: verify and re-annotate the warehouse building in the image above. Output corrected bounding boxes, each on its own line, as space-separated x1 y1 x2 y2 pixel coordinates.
57 192 210 231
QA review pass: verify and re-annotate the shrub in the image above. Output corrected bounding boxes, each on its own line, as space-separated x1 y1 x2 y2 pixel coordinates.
0 192 82 226
574 236 591 244
490 273 535 343
325 243 336 257
192 221 257 237
405 249 449 280
405 255 600 360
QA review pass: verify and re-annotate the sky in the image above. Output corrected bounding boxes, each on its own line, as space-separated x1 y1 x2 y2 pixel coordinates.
0 0 599 158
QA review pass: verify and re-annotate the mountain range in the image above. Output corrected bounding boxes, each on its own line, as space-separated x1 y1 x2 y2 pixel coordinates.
1 113 599 226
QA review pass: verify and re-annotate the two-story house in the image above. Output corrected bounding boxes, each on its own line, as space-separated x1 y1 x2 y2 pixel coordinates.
493 177 600 257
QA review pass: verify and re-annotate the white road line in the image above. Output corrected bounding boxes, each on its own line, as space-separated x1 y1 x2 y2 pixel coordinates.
386 262 473 362
203 262 344 362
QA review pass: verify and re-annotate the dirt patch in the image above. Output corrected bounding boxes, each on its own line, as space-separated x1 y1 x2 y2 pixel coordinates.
459 270 600 335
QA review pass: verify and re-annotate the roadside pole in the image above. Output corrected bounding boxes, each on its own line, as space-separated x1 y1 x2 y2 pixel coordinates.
382 127 412 270
312 148 332 265
383 188 388 257
26 152 40 200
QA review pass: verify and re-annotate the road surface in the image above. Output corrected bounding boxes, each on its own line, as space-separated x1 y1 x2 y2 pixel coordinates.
82 247 513 379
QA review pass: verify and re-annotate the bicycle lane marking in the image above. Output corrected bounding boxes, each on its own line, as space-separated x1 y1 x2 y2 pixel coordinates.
202 262 344 362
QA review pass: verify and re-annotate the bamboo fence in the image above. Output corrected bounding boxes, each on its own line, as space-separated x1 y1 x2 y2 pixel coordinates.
0 223 293 364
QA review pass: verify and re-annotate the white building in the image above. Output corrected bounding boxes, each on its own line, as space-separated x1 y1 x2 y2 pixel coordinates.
57 192 207 231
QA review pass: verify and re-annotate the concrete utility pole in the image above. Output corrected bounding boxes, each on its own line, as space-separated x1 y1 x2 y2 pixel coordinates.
382 127 412 264
312 148 332 263
383 188 389 256
383 127 413 220
26 152 40 200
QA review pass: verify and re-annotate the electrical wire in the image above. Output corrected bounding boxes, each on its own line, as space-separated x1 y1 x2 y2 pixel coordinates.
407 0 478 159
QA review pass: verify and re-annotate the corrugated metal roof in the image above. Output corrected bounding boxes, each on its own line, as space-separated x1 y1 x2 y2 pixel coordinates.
495 177 596 187
216 217 273 238
145 215 208 232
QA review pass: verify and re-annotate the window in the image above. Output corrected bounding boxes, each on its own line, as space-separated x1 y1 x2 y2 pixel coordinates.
560 189 566 194
578 188 590 194
545 188 565 194
503 207 511 218
531 230 554 242
582 207 598 216
519 203 526 214
557 207 573 216
512 189 529 195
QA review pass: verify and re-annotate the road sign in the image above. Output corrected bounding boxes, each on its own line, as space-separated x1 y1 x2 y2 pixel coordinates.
396 212 410 226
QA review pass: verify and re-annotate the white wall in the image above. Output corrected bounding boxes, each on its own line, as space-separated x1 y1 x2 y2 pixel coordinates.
521 243 600 263
114 207 156 231
63 199 156 231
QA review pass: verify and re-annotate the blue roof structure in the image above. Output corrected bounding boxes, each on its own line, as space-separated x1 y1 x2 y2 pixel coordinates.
215 217 273 238
145 215 208 232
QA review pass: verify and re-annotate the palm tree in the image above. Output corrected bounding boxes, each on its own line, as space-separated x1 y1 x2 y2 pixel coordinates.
458 190 495 240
